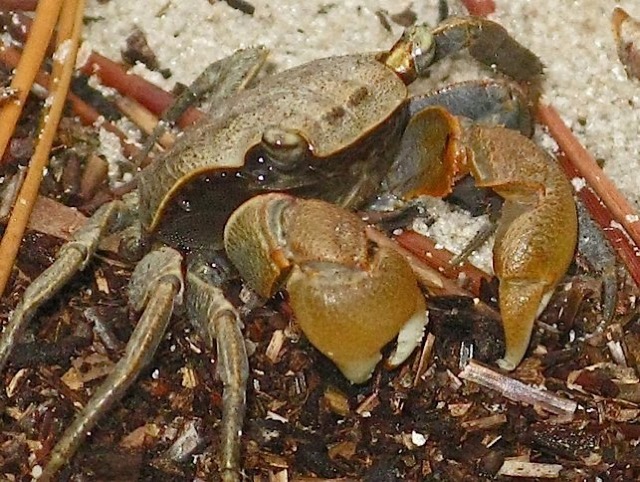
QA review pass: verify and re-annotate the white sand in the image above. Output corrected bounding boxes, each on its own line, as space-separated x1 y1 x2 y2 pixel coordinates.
83 0 639 208
81 0 640 270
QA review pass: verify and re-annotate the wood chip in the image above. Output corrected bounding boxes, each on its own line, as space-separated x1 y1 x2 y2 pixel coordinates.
497 460 563 478
327 440 357 460
460 413 508 431
179 366 198 389
355 392 379 417
323 386 350 417
6 367 29 398
119 423 160 449
413 332 435 387
266 329 285 363
61 353 115 390
459 360 577 415
448 402 472 417
94 267 110 294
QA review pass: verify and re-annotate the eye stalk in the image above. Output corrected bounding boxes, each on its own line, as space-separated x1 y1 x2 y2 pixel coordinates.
381 24 435 84
261 126 311 171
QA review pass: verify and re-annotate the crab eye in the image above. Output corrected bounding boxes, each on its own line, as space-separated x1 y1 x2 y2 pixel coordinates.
405 24 435 76
382 24 435 82
243 127 313 188
261 126 311 171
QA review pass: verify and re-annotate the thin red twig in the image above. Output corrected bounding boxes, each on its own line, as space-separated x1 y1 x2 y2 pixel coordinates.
79 52 205 127
0 45 140 160
0 0 37 11
537 104 640 247
537 104 640 286
461 0 496 16
395 230 490 296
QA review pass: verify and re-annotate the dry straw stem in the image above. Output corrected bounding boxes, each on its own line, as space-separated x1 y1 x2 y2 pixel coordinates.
459 360 578 415
537 104 640 248
0 0 63 162
0 0 86 295
0 45 140 160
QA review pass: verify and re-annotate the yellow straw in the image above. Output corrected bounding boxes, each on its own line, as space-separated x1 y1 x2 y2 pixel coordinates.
0 0 86 295
0 0 63 159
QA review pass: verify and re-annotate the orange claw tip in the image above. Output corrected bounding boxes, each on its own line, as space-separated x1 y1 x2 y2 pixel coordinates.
496 279 552 371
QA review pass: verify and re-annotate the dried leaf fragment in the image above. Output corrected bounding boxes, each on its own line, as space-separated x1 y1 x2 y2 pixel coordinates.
120 423 161 449
612 7 640 80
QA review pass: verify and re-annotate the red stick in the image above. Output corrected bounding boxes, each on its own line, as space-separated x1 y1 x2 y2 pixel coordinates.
537 104 640 249
0 0 37 11
395 230 491 296
0 46 139 160
461 0 496 16
556 152 640 287
79 51 204 127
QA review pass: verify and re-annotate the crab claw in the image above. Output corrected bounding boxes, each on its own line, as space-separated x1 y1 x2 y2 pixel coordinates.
224 193 427 383
464 125 577 370
391 106 577 371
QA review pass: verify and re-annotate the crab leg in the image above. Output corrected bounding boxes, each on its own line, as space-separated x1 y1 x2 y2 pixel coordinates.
408 79 534 137
135 47 268 167
39 247 184 481
0 197 135 372
431 16 543 81
186 267 248 482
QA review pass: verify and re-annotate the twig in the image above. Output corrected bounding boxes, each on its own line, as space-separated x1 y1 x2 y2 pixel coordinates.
79 51 205 127
395 229 491 296
0 0 85 295
459 360 578 415
365 227 500 321
0 45 140 160
537 104 640 247
412 332 435 387
0 0 63 164
115 97 175 149
537 104 640 286
557 151 640 287
0 0 38 11
459 413 507 431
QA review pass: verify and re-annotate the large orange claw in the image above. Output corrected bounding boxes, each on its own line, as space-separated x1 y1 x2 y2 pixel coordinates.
391 106 577 371
224 193 427 383
465 125 577 370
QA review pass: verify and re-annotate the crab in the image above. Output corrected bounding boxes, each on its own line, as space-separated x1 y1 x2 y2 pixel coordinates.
0 15 576 481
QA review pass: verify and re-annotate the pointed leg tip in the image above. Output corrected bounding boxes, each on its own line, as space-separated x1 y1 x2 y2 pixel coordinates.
496 356 518 372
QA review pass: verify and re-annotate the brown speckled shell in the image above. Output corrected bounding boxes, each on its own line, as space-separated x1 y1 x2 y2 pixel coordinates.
137 53 407 234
